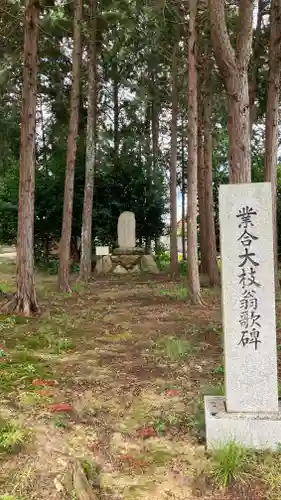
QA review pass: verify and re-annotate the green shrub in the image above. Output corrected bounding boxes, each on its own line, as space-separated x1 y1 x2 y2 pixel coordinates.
0 421 29 454
211 441 253 488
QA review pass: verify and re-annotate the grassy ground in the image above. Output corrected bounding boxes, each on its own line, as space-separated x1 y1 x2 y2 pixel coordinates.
0 262 280 499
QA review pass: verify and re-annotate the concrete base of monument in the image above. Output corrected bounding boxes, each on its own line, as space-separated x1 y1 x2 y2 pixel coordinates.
112 247 145 255
94 252 159 275
205 396 281 451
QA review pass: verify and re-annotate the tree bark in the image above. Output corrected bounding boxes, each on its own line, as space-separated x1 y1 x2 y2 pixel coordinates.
181 113 186 261
39 89 47 172
264 0 281 289
209 0 253 183
203 77 220 286
248 0 266 135
144 103 152 253
151 74 159 174
58 0 82 292
197 99 208 276
187 0 202 304
8 0 39 315
227 72 251 182
170 40 178 277
80 0 97 281
113 59 119 167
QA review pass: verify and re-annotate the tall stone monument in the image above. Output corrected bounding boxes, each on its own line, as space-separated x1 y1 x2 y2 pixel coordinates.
117 211 136 249
205 183 281 450
94 211 159 275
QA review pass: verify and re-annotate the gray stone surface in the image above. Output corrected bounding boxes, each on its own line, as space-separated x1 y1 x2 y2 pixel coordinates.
131 264 141 274
117 211 136 249
113 247 144 256
111 254 139 267
219 183 278 413
140 254 159 274
95 255 112 275
205 396 281 451
113 264 128 274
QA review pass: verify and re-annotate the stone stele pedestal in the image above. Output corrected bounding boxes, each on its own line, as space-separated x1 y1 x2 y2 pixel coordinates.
204 183 281 451
94 211 159 275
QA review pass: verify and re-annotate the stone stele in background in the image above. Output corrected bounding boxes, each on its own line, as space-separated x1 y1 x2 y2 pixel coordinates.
118 211 136 249
205 182 281 451
95 211 159 275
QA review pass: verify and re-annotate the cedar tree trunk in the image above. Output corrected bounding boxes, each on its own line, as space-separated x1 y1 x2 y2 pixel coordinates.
197 100 208 276
264 0 281 289
10 0 40 315
170 41 178 276
203 78 220 286
181 113 186 261
80 0 97 281
187 0 202 304
209 0 253 183
58 0 82 291
249 0 265 135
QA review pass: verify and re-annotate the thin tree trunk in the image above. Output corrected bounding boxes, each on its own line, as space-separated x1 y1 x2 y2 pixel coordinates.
113 60 119 166
264 0 281 289
8 0 39 315
187 0 202 304
39 90 47 172
209 0 253 183
80 0 97 281
58 0 82 292
144 103 152 253
151 76 159 173
151 74 159 244
170 41 178 277
197 99 208 276
249 0 265 135
203 77 220 286
181 113 186 261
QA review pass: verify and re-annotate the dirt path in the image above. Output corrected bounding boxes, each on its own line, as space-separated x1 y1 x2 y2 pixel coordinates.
0 274 276 499
0 247 16 261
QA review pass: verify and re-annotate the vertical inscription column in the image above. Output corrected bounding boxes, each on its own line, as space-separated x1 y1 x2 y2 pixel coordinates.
219 183 278 413
237 207 261 350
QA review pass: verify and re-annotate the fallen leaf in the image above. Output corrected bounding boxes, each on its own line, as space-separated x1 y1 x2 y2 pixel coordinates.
136 427 156 439
166 389 180 397
48 403 73 412
88 440 100 452
38 389 52 397
32 378 57 386
118 455 147 468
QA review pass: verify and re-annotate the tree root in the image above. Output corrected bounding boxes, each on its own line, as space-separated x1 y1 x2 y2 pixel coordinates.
3 292 39 316
190 291 207 306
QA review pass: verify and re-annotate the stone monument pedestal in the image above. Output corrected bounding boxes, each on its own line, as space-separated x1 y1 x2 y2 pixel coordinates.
112 247 144 274
111 247 158 274
205 396 281 451
95 248 159 275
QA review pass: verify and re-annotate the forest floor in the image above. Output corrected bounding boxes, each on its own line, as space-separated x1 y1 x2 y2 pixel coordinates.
0 262 280 499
